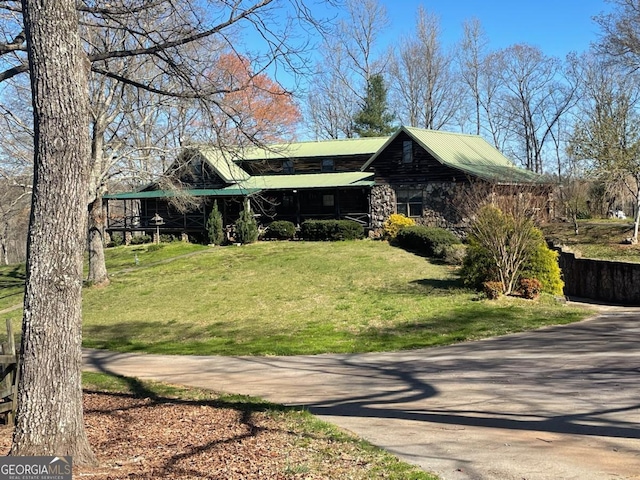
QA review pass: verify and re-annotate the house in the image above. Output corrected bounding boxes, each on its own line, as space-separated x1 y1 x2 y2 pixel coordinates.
104 126 549 241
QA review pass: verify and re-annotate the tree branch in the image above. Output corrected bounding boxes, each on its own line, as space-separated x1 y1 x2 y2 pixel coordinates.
88 0 273 63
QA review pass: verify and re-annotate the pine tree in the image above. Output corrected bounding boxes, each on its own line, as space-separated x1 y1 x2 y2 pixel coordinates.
235 199 258 244
353 74 396 137
207 201 224 245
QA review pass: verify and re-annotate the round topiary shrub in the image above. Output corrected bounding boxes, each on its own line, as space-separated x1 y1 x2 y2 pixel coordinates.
264 220 296 240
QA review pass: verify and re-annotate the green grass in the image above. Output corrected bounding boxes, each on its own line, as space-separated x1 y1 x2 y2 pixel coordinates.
79 240 589 355
543 219 640 262
82 371 437 480
0 264 25 312
100 241 209 272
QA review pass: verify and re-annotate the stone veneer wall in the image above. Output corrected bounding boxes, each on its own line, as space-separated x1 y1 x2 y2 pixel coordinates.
417 181 461 229
555 245 640 305
370 184 395 229
370 182 465 233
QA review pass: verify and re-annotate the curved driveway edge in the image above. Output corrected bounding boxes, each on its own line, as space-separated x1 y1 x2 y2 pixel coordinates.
83 308 640 480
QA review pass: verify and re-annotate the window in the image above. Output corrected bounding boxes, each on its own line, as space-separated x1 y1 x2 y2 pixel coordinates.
396 189 422 217
402 140 413 164
321 158 335 172
283 159 294 174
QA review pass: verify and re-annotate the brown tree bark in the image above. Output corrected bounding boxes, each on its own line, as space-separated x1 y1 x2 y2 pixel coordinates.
87 196 109 286
11 0 97 464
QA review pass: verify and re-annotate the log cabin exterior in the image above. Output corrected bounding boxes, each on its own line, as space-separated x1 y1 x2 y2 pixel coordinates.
104 126 549 240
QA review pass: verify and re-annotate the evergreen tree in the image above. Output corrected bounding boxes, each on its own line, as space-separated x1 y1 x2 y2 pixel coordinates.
235 199 259 244
353 74 396 137
207 201 224 245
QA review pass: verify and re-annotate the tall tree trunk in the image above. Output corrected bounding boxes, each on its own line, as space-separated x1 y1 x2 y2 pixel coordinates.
11 0 97 464
633 187 640 244
87 196 109 286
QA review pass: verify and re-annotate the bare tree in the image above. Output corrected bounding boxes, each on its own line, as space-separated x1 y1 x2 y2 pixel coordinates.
0 177 30 264
498 44 576 173
389 6 461 130
305 0 388 139
0 0 329 461
0 82 33 264
568 52 640 242
457 17 489 135
596 0 640 70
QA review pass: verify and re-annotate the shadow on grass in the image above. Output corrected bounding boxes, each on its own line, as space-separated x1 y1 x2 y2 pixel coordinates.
0 266 25 285
83 370 291 415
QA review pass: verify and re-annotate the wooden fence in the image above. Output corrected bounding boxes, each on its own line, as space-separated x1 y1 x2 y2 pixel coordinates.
0 319 19 425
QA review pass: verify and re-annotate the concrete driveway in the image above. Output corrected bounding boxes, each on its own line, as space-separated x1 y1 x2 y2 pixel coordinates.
83 307 640 480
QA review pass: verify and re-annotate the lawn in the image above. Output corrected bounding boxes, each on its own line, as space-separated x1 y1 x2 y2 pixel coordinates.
543 218 640 262
68 240 589 356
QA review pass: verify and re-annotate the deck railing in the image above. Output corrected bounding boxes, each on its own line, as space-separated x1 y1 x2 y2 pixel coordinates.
107 211 371 231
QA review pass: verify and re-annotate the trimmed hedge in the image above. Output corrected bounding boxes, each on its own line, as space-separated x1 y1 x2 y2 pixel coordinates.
264 220 296 240
300 220 364 241
395 225 460 257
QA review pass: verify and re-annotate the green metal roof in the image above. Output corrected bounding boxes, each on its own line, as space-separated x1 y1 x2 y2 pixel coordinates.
187 137 388 164
104 187 261 200
104 172 374 200
362 126 542 183
185 147 251 182
240 172 375 190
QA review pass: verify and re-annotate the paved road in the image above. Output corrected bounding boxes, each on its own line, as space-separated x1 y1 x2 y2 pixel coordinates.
83 307 640 480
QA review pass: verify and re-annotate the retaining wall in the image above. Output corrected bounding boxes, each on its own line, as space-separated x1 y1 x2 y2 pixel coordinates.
556 246 640 305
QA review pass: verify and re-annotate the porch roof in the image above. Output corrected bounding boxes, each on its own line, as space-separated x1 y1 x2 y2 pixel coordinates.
104 172 375 200
104 187 262 200
242 171 374 190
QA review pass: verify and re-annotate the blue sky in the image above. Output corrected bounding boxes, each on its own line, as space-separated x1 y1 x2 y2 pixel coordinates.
377 0 611 58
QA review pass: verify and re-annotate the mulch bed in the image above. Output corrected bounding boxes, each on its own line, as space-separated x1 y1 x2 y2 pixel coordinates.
0 391 375 479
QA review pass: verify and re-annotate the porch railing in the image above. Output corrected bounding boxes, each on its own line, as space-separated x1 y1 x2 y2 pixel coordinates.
107 211 371 231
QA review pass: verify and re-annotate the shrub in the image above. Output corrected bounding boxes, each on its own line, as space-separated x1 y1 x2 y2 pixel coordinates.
459 205 563 295
207 201 225 245
235 201 259 244
130 234 152 245
264 220 296 240
435 243 467 265
459 240 499 289
300 220 364 241
108 232 124 248
519 278 542 299
160 234 178 243
383 214 415 239
146 244 164 253
395 225 460 257
521 242 564 295
483 281 504 299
